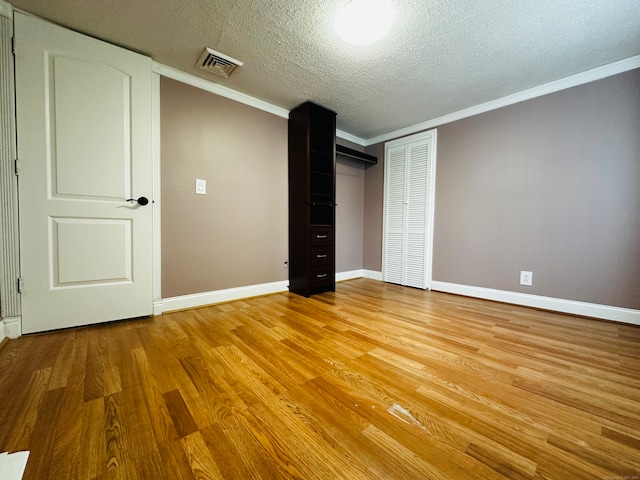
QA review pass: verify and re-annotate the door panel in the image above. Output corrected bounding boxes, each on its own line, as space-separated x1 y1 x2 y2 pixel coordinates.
405 140 430 289
52 218 132 286
15 13 153 333
383 147 406 285
52 56 131 199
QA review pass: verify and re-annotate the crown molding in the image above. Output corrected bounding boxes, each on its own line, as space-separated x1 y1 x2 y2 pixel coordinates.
152 62 290 119
336 129 366 146
365 55 640 146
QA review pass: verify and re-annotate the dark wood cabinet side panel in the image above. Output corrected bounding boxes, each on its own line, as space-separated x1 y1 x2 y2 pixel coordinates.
289 203 310 296
288 101 336 297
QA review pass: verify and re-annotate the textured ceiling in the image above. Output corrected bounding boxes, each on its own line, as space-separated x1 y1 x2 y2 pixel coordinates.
8 0 640 141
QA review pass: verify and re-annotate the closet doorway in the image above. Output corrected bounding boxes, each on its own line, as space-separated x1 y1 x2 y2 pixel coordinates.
382 129 437 289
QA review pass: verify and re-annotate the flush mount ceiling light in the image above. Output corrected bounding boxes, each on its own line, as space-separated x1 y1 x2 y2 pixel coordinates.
335 0 394 46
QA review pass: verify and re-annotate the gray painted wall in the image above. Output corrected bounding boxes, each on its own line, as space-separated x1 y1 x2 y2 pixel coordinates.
363 69 640 310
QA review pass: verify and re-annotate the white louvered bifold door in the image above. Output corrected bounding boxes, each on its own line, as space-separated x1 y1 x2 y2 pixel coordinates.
383 147 407 285
383 131 436 290
404 139 430 288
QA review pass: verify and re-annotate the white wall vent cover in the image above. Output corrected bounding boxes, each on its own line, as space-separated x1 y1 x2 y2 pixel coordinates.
196 47 243 78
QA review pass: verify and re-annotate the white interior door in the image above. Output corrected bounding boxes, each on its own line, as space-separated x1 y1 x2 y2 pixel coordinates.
383 130 437 289
15 13 154 334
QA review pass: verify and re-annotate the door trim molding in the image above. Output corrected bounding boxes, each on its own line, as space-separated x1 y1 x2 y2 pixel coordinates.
0 316 21 338
0 13 21 327
152 72 162 310
0 1 11 19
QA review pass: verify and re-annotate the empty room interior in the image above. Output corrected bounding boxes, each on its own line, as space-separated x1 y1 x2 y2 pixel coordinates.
0 0 639 479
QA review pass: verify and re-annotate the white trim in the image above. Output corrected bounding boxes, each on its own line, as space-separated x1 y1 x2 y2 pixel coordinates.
383 129 437 290
151 63 371 146
151 72 162 309
1 316 21 338
431 281 640 326
336 129 366 146
159 280 289 313
336 269 364 282
363 270 382 281
0 1 11 19
365 55 640 146
157 271 374 313
152 62 290 119
153 300 164 316
0 11 21 324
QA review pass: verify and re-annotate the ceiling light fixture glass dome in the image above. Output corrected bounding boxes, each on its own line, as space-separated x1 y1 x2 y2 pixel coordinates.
335 0 394 46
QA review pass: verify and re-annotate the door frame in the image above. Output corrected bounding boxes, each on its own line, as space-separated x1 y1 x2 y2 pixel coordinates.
0 6 163 336
0 4 21 339
382 128 438 289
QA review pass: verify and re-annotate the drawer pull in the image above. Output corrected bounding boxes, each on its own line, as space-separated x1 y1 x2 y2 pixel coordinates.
316 254 328 258
316 234 328 239
316 273 328 278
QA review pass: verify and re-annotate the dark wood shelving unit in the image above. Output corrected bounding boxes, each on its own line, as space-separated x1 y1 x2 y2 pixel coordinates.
288 101 336 297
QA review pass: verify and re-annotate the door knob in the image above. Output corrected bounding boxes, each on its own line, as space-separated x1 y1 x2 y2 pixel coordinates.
126 196 149 206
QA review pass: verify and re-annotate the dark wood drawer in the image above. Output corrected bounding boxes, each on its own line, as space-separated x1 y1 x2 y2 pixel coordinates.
310 227 332 245
310 266 333 287
311 247 332 266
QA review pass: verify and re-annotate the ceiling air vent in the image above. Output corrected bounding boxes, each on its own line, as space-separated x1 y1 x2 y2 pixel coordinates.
196 47 243 79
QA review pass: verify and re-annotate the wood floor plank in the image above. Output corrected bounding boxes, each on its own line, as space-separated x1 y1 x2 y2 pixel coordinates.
1 278 639 479
199 423 254 480
20 386 65 480
79 397 108 479
163 389 199 438
2 367 52 450
180 432 224 479
130 347 180 446
84 330 122 401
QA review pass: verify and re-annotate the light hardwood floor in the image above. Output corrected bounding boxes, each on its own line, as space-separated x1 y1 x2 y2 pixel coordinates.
1 278 639 479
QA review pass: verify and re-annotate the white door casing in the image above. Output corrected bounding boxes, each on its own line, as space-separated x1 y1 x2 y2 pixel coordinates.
383 129 437 289
15 12 154 333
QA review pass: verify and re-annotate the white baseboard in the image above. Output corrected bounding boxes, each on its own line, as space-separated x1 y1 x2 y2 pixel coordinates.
431 281 640 326
336 269 365 282
157 271 384 314
1 317 22 339
363 270 383 281
158 280 289 314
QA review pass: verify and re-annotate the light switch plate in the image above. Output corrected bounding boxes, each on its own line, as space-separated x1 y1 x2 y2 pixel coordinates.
195 178 206 195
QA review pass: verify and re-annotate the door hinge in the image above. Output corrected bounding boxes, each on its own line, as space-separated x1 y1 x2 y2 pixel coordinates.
17 277 23 293
11 36 15 55
14 159 18 176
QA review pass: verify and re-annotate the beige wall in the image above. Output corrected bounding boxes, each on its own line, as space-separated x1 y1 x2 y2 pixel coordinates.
336 139 366 273
363 68 640 310
161 77 288 298
363 142 384 272
161 79 370 297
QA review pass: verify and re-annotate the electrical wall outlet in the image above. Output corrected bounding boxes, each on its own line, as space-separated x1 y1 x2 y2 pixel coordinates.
520 271 533 286
195 178 207 195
